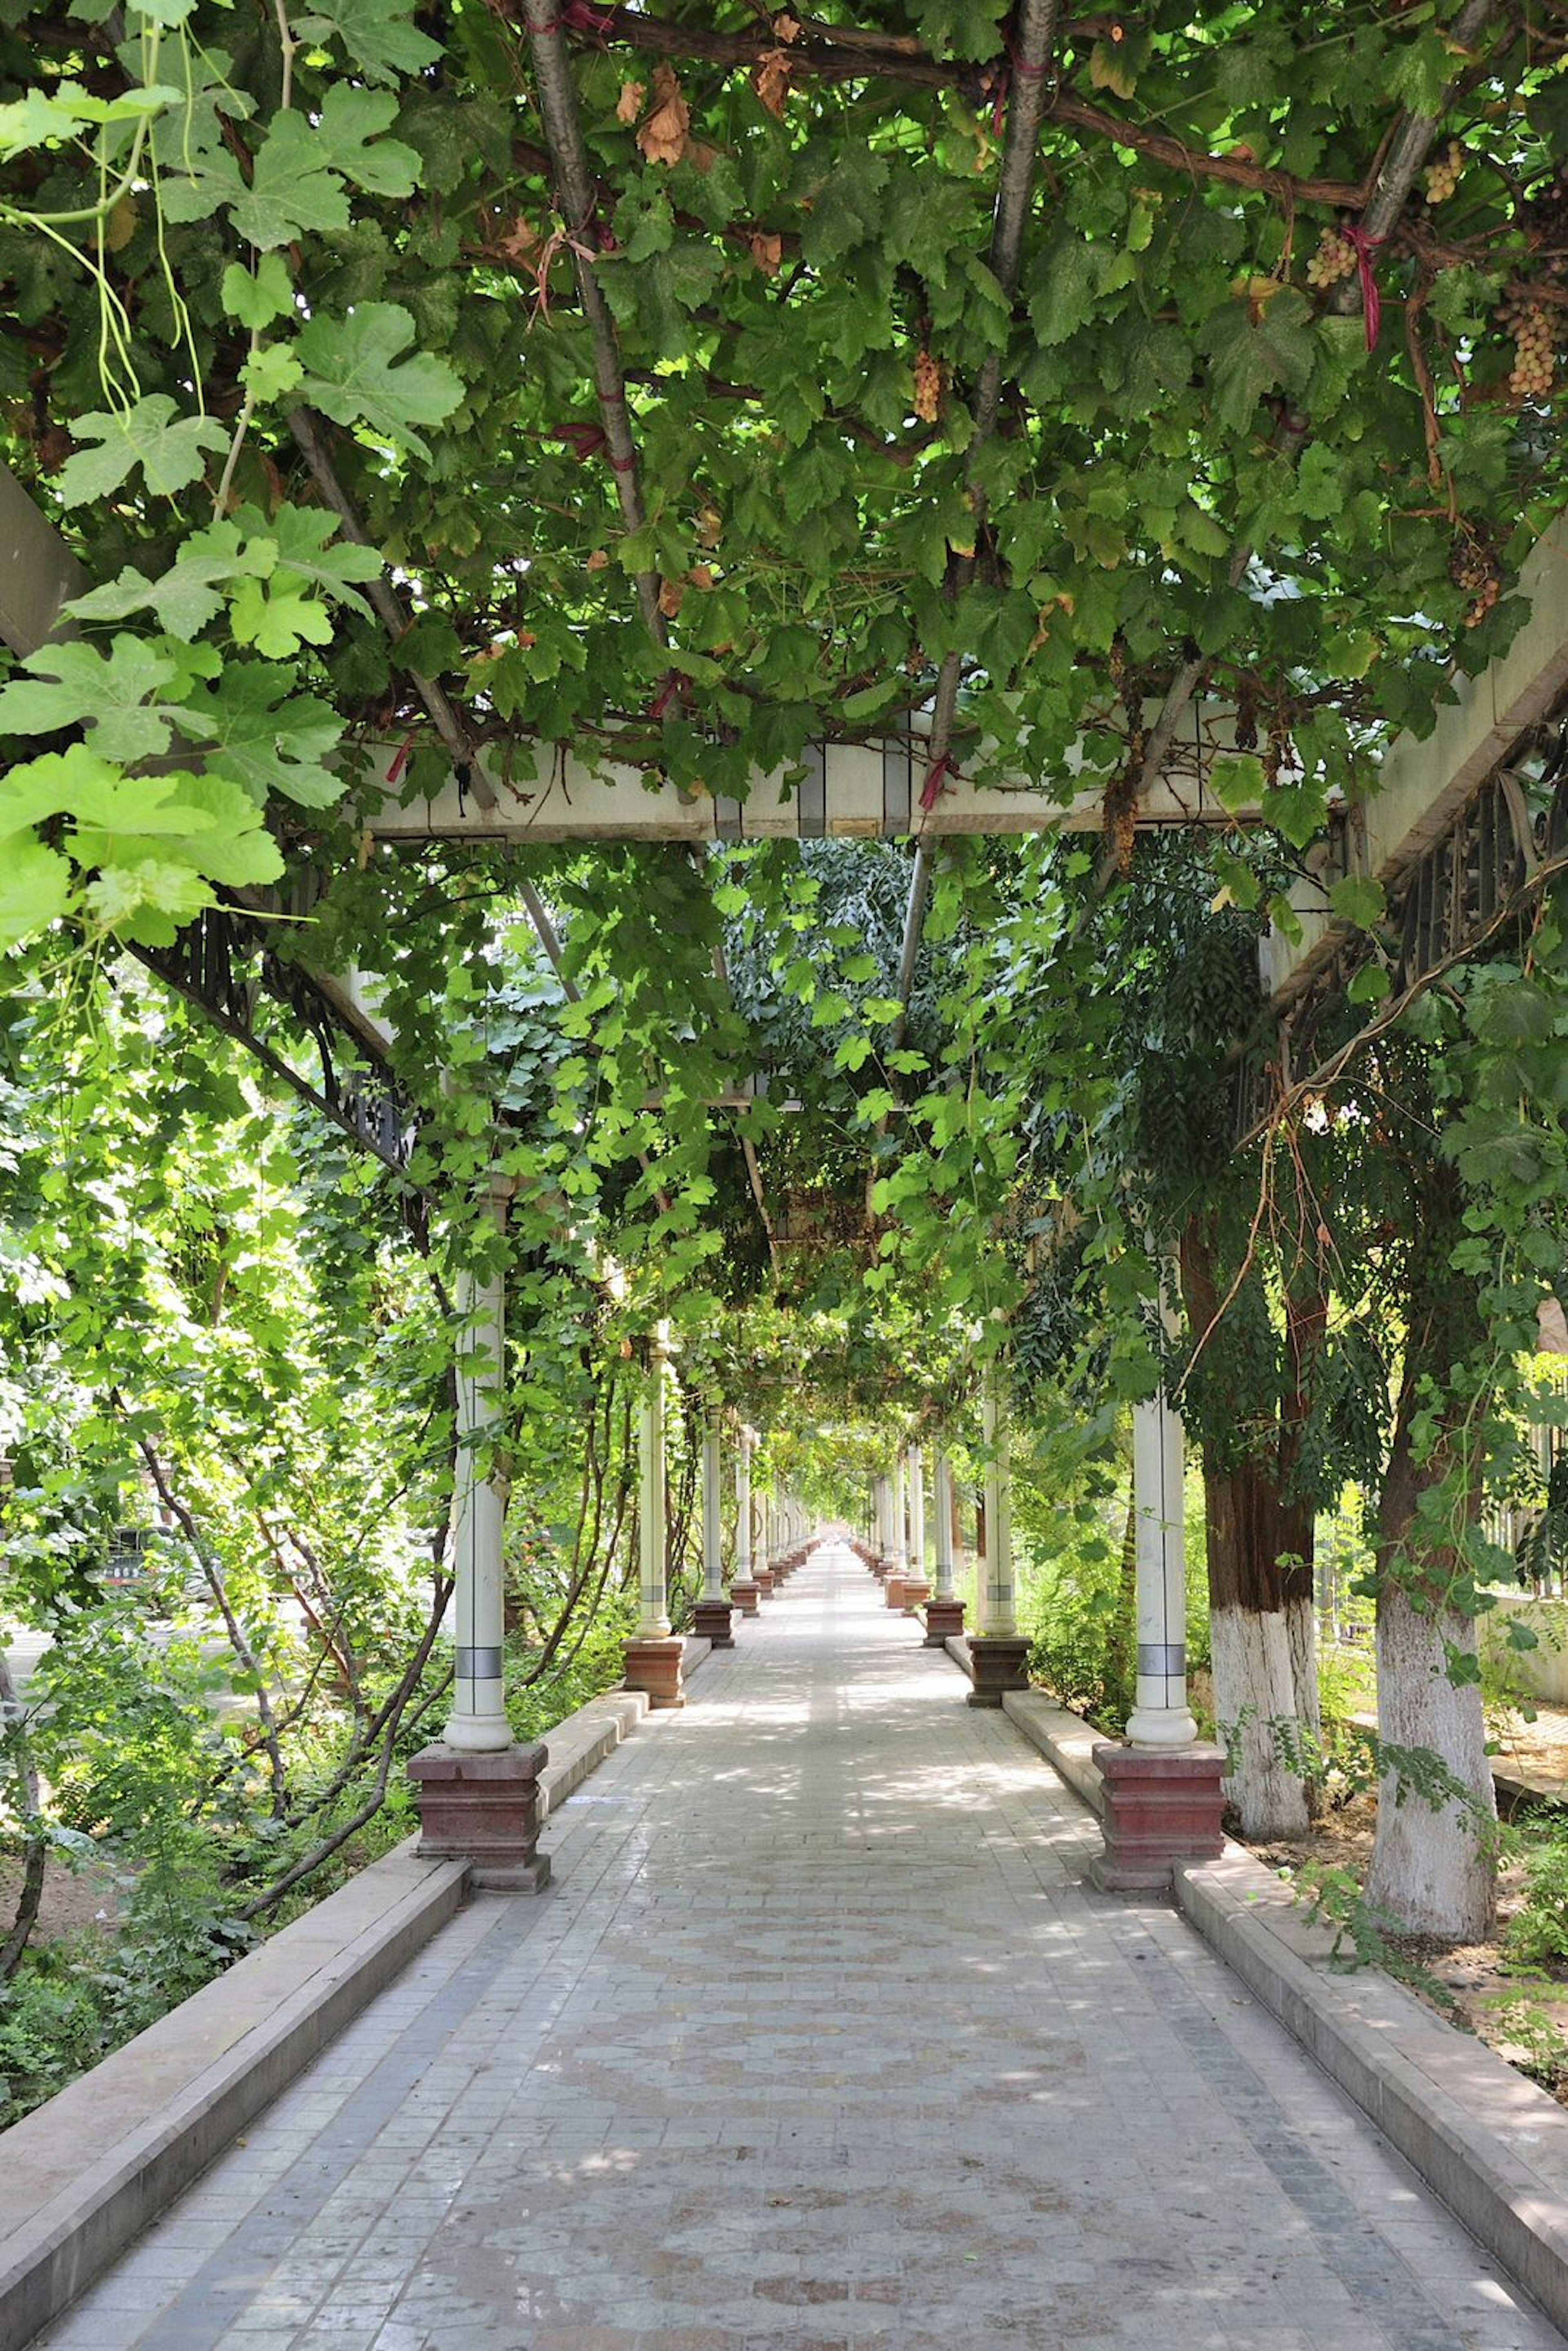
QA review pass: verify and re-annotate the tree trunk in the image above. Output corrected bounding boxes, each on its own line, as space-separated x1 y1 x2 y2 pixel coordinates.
1181 1218 1321 1838
1365 1164 1496 1943
1205 1458 1315 1837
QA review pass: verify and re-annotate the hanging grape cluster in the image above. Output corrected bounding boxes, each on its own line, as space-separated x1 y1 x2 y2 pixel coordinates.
1451 532 1501 630
1306 226 1357 289
1501 287 1556 402
1424 139 1464 205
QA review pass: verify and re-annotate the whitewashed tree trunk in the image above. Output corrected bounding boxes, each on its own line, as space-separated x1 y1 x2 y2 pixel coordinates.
1285 1592 1321 1747
1365 1582 1494 1941
1210 1603 1311 1839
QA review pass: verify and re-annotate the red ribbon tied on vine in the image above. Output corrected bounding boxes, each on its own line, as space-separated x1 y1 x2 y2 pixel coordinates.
920 750 957 813
1345 227 1387 354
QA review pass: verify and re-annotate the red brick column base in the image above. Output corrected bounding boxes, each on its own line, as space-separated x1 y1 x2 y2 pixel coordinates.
966 1636 1030 1706
731 1578 761 1616
753 1567 775 1599
408 1741 551 1892
623 1635 686 1708
1088 1742 1226 1890
884 1573 908 1609
900 1578 931 1615
693 1598 735 1648
923 1598 965 1647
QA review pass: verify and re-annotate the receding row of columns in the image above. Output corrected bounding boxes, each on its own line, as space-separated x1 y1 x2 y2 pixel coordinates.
410 1196 1221 1894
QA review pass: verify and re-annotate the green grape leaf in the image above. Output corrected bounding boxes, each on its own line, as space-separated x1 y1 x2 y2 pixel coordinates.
312 84 421 194
0 80 179 157
229 569 337 658
55 397 227 505
81 857 214 946
1202 289 1316 436
67 521 273 638
221 252 296 328
294 303 463 458
0 745 220 835
0 834 72 948
235 502 383 610
172 113 352 248
171 666 345 808
1329 875 1387 930
0 636 181 763
71 773 283 891
1208 750 1266 813
293 0 441 84
240 343 305 403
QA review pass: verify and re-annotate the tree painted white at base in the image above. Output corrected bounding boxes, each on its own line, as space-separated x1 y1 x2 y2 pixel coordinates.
1210 1603 1311 1839
1365 1581 1496 1943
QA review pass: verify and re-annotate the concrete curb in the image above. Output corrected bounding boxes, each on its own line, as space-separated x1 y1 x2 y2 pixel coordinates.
951 1658 1568 2333
1000 1689 1107 1819
0 1840 469 2351
1176 1845 1568 2336
0 1644 723 2350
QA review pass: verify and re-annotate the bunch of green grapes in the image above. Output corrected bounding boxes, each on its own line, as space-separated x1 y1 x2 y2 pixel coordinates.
1306 227 1356 289
1501 290 1555 401
1424 140 1464 205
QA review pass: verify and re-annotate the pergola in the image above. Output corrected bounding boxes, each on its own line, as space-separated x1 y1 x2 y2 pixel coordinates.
4 0 1568 1903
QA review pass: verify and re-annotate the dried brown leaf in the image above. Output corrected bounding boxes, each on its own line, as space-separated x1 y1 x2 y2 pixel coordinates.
637 62 690 167
753 47 792 116
687 564 716 589
774 11 801 38
586 548 610 573
657 576 686 617
615 78 646 123
749 229 783 274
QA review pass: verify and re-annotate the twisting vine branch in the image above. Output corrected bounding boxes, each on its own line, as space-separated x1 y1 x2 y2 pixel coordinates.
916 0 1060 828
516 0 668 644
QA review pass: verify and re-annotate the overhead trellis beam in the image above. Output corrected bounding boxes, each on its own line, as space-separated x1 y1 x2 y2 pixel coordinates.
519 0 667 646
1122 0 1499 840
916 0 1060 830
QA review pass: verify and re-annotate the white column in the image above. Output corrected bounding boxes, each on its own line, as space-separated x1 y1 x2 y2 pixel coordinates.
933 1449 956 1600
444 1181 512 1753
702 1415 724 1602
979 1373 1016 1636
906 1445 925 1581
1126 1391 1198 1747
637 1324 672 1638
737 1428 754 1580
890 1456 908 1576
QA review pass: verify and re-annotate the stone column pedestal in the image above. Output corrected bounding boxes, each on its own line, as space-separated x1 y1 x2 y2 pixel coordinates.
1087 1742 1226 1890
884 1573 907 1609
753 1567 775 1599
966 1635 1030 1707
923 1597 965 1646
409 1740 550 1892
731 1578 761 1616
623 1635 686 1709
900 1577 931 1615
693 1598 735 1648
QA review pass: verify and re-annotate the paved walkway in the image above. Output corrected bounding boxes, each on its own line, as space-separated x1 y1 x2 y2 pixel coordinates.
35 1545 1566 2351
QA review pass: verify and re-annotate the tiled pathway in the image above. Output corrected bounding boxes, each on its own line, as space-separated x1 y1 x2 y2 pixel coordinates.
36 1545 1567 2351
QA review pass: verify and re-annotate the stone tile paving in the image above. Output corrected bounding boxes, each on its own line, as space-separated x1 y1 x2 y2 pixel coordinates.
32 1545 1567 2351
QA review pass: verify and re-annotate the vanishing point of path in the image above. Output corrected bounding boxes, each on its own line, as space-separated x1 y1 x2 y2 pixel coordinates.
35 1545 1567 2351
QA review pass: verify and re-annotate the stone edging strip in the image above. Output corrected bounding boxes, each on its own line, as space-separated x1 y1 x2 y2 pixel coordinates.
0 1841 469 2351
947 1660 1568 2335
1176 1848 1568 2337
0 1634 724 2351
